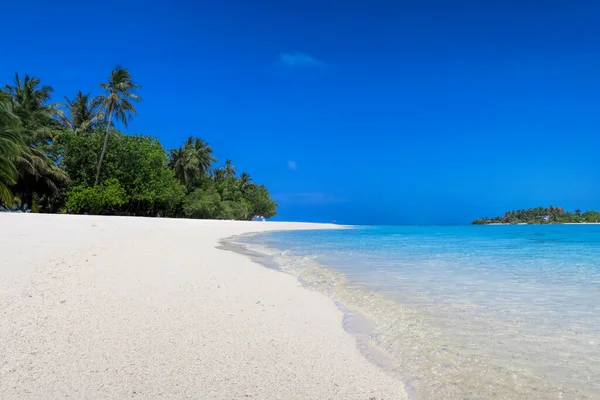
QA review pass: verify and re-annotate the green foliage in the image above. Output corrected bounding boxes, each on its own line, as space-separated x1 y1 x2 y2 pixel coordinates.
169 136 216 190
66 178 126 214
56 91 102 133
582 210 600 223
220 200 249 220
180 172 277 220
2 74 68 210
183 186 223 219
2 70 278 220
243 183 278 219
170 138 277 220
57 130 103 186
60 130 185 217
472 206 600 225
0 93 22 205
223 159 236 178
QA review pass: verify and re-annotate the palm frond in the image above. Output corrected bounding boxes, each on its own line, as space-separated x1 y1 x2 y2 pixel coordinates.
0 183 14 206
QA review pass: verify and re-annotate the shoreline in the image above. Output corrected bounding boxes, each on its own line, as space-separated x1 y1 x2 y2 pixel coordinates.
0 214 407 399
231 229 590 399
223 234 419 395
218 237 401 375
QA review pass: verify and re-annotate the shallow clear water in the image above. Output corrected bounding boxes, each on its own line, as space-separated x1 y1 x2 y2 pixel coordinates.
236 225 600 399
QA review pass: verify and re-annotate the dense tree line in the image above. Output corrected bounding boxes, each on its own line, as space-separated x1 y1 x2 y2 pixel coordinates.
472 207 600 224
0 68 277 219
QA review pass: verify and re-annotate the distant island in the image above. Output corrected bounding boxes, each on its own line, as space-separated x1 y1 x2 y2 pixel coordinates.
472 207 600 225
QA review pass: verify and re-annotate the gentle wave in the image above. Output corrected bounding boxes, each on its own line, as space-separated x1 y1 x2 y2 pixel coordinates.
232 226 600 399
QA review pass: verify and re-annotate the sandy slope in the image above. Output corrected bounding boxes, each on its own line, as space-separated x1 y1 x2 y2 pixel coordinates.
0 214 406 399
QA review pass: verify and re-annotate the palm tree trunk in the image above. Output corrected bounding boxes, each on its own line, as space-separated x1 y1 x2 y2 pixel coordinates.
94 112 113 186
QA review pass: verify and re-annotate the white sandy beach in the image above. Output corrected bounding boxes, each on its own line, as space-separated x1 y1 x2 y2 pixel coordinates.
0 214 406 399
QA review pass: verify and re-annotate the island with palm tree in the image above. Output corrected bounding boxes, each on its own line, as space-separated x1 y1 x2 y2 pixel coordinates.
472 206 600 224
0 67 277 220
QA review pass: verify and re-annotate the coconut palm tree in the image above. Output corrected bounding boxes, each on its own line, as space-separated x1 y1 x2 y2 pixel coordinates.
94 67 141 185
3 74 68 209
0 93 23 205
169 137 216 189
213 168 225 182
4 74 54 118
239 171 251 186
169 146 200 189
4 73 58 145
224 159 236 178
56 91 102 133
238 171 252 193
189 137 216 176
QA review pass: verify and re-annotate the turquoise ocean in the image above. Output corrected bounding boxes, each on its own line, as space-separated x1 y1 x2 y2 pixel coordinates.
233 225 600 399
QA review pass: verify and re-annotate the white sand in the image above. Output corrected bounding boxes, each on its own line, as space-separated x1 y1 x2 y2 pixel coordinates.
0 214 407 399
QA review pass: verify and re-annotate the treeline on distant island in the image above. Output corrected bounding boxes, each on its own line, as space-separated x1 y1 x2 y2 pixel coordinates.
472 206 600 225
0 68 277 219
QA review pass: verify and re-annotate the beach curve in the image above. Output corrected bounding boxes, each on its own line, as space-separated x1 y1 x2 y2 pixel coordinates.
0 214 407 399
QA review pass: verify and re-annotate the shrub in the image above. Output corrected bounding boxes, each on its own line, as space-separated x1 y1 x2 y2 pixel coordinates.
66 178 126 214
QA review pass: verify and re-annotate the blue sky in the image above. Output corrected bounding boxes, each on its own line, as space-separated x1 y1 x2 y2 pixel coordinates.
4 1 600 224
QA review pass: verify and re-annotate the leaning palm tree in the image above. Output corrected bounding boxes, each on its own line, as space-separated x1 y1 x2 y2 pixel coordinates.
56 91 102 133
94 67 141 185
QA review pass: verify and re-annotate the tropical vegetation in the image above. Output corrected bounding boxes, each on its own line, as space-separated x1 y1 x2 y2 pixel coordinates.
0 68 277 220
472 207 600 224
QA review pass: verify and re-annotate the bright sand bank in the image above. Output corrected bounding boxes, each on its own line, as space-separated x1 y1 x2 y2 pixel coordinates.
0 214 407 399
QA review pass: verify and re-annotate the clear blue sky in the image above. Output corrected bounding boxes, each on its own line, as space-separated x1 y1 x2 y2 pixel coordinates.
4 1 600 224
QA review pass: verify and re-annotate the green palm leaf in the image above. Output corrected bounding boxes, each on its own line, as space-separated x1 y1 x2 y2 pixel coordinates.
95 67 141 185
